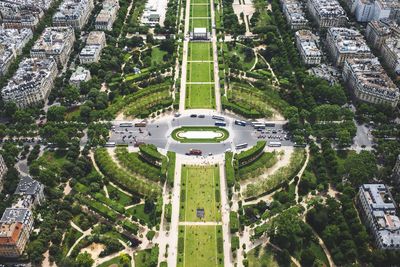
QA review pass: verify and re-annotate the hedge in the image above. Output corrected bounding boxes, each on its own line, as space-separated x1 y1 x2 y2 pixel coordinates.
76 195 118 221
229 211 239 234
167 151 176 187
95 148 161 198
234 141 266 167
115 147 163 182
222 96 262 118
225 152 235 187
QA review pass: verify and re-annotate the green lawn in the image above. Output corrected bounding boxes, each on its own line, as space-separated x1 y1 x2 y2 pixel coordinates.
106 184 135 206
247 244 297 267
223 43 256 71
186 84 215 109
177 225 223 267
98 254 132 267
190 18 210 31
171 126 229 143
191 0 209 4
134 247 159 267
180 165 221 222
150 47 168 66
126 204 151 224
189 42 212 61
191 4 209 17
187 62 213 82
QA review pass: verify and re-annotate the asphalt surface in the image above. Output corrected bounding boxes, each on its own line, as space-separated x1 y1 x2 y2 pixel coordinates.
108 114 293 155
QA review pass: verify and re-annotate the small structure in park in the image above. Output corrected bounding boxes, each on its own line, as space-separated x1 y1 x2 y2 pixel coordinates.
192 28 209 40
196 208 205 219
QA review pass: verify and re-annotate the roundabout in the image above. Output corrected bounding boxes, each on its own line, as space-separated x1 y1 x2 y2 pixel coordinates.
171 126 229 143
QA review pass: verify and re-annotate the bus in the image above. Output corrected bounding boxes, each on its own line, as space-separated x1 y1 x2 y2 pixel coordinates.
252 122 266 129
134 122 147 127
235 143 248 149
119 122 133 127
235 120 247 126
268 141 282 147
265 122 275 128
212 115 225 121
215 121 226 127
104 142 116 147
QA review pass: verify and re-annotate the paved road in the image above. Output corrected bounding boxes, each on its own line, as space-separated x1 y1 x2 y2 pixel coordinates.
108 113 293 155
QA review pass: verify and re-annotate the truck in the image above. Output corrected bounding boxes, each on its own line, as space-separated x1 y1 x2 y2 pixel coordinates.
119 122 133 127
252 122 266 130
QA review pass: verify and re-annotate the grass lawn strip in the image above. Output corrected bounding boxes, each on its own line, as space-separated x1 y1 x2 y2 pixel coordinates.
178 225 223 267
188 62 214 82
180 165 221 222
171 126 229 143
188 42 211 61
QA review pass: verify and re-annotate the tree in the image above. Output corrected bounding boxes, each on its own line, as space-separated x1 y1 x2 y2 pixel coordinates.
47 106 67 122
119 253 130 267
300 248 316 266
76 252 94 267
344 151 377 186
63 85 80 105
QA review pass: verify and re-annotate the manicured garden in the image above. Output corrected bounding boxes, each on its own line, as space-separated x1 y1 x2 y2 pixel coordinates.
94 148 161 198
180 165 221 222
186 83 215 109
177 225 224 267
187 62 214 82
189 42 212 61
171 126 229 143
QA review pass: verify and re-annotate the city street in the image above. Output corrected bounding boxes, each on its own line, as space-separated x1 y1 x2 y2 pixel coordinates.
108 112 294 155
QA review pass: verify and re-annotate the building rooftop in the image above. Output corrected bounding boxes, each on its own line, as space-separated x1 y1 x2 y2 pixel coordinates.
345 57 399 100
360 184 400 248
296 30 322 56
368 19 400 36
70 66 90 83
53 0 91 21
14 176 42 197
86 31 105 45
1 57 56 96
0 208 31 224
194 28 207 34
328 27 371 54
31 27 74 55
309 0 346 17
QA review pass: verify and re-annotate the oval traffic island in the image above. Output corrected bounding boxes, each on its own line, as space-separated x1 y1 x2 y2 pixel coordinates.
171 126 230 143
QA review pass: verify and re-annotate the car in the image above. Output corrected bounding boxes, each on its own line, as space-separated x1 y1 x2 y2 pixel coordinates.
174 113 181 117
190 114 197 118
128 135 132 138
198 114 205 118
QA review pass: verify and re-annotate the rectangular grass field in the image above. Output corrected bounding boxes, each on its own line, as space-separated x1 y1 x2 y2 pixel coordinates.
187 62 214 82
189 42 212 61
180 165 221 222
186 84 215 109
177 225 224 267
190 4 209 18
190 18 210 31
191 0 210 4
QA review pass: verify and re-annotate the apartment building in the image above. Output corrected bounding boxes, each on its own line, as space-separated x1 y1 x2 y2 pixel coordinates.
0 0 53 29
295 30 322 65
30 27 75 67
381 37 400 76
0 208 33 257
0 155 7 193
326 27 372 67
281 0 309 30
79 31 106 64
70 66 91 87
95 0 119 31
0 28 33 76
14 176 45 208
343 57 399 107
53 0 94 29
366 19 400 50
1 58 57 108
350 0 400 22
357 184 400 250
306 0 347 28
